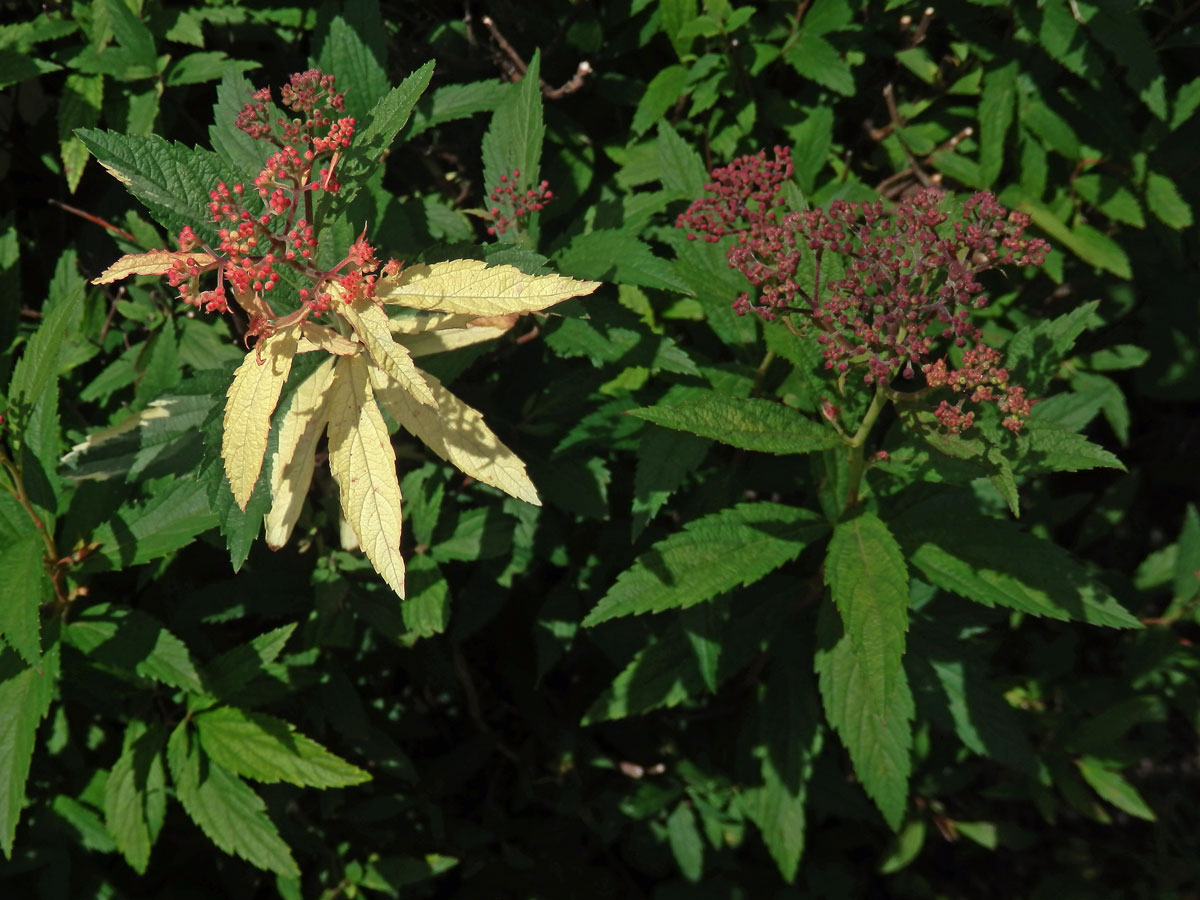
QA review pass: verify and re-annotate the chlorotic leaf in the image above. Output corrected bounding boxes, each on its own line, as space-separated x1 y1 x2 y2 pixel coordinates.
327 356 406 598
377 259 600 317
338 293 436 408
92 250 215 284
371 366 540 506
265 357 337 549
166 723 299 878
816 512 912 830
222 326 298 510
195 706 370 789
583 503 827 625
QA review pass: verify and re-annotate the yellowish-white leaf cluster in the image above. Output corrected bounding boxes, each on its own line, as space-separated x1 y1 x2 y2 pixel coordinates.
220 260 599 597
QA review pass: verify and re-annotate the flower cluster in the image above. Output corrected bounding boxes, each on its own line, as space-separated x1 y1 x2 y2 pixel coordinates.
487 169 553 236
168 71 381 328
676 147 1049 433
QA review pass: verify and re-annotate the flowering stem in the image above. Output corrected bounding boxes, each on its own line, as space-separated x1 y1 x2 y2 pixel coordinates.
843 382 889 511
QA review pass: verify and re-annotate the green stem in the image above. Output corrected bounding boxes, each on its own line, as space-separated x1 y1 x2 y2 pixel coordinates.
842 382 889 511
751 348 776 396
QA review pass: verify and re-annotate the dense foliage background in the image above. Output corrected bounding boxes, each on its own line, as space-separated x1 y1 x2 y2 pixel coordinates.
2 0 1199 897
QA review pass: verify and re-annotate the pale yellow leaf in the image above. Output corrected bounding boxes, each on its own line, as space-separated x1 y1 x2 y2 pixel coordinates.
264 357 337 549
297 321 361 357
92 250 215 284
339 513 360 552
388 311 474 335
371 366 541 506
338 294 437 409
397 323 514 357
223 326 299 510
377 259 600 317
327 356 406 598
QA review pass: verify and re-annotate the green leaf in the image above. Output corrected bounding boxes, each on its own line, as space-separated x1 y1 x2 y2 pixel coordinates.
401 554 450 637
195 706 371 789
103 0 157 73
632 65 688 136
355 60 436 166
1073 174 1144 228
741 639 822 881
202 623 297 700
167 723 299 878
58 72 103 193
891 489 1141 628
7 250 85 425
1081 1 1167 119
0 533 48 666
481 51 544 202
784 31 854 95
64 603 204 692
656 121 706 199
659 0 698 58
978 62 1018 186
105 721 168 874
208 71 269 178
166 51 259 86
583 503 826 625
77 130 240 245
85 476 219 571
0 640 59 857
1171 76 1200 130
0 50 61 91
556 229 692 294
628 391 842 454
1021 198 1131 278
316 4 390 123
1144 172 1193 230
1076 757 1156 821
666 802 704 881
632 424 710 539
407 80 510 136
1172 505 1200 603
815 511 912 829
1019 417 1125 474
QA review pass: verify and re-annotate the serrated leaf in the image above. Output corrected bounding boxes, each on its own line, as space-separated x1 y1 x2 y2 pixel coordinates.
632 65 687 136
632 425 710 539
656 121 707 199
481 51 544 202
1076 757 1156 821
378 259 600 317
371 366 540 506
0 641 59 857
1020 417 1125 473
208 71 270 178
166 723 298 878
628 391 842 454
1012 195 1131 278
556 229 690 294
816 512 912 829
978 61 1017 186
316 7 389 123
223 326 299 509
583 503 826 625
357 60 435 158
105 722 167 873
327 356 406 598
203 623 297 700
7 250 85 420
1145 172 1193 230
742 666 821 880
92 249 215 284
339 295 435 408
64 603 203 692
784 31 854 95
77 131 239 245
815 598 912 831
58 72 103 193
195 706 370 789
407 80 510 136
0 533 48 666
892 489 1141 628
264 358 336 549
85 476 219 571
